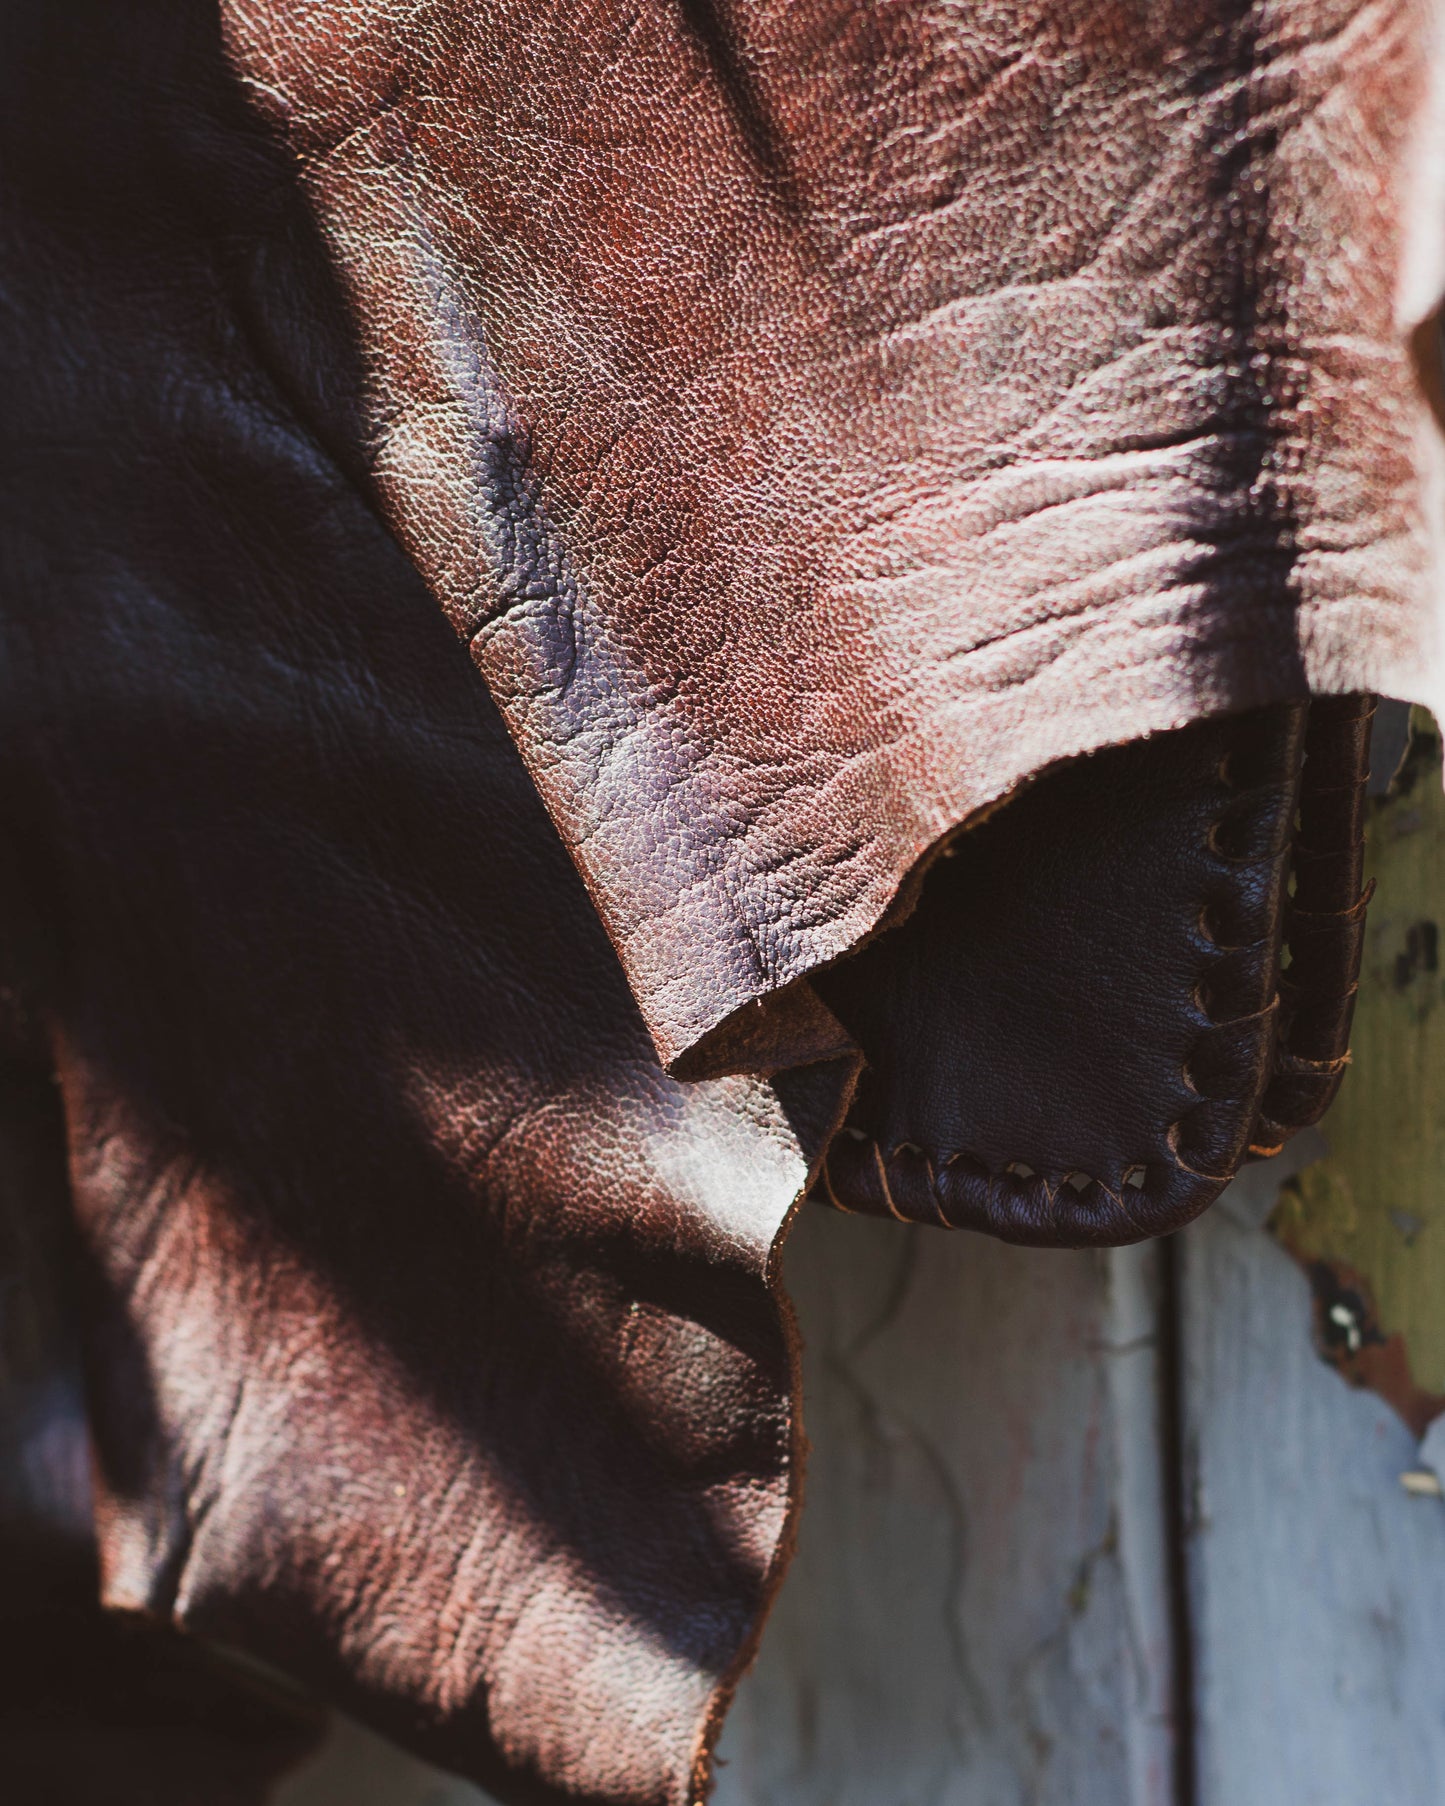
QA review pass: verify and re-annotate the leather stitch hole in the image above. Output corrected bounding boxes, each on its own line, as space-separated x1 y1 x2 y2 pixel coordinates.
1181 1051 1235 1101
1207 814 1259 862
1196 904 1255 954
942 1150 983 1174
1218 725 1293 794
1165 1113 1233 1181
1122 1165 1147 1190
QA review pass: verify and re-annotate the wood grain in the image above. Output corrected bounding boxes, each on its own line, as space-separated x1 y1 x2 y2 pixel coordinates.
1181 1186 1445 1806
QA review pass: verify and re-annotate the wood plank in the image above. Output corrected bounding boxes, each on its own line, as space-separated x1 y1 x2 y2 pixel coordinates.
1271 707 1445 1430
715 1210 1175 1806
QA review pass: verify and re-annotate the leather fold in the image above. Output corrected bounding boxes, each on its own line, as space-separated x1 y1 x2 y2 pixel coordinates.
216 0 1445 1073
813 697 1376 1245
0 12 855 1797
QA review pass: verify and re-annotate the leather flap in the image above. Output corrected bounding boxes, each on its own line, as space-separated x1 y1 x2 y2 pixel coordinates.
217 0 1445 1071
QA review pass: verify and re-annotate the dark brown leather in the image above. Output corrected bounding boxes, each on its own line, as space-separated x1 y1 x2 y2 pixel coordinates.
1 992 324 1806
813 697 1375 1243
1251 693 1376 1154
211 0 1444 1077
0 9 852 1802
0 1595 323 1806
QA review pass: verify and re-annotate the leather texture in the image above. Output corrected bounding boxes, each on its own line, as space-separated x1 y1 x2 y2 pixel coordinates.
0 0 1417 1801
814 697 1376 1243
213 0 1445 1076
1 1594 323 1806
1 986 324 1806
0 8 851 1800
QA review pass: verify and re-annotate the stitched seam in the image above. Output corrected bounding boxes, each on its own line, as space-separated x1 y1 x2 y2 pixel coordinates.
820 712 1313 1231
1256 694 1375 1133
1165 730 1299 1181
821 1139 1154 1229
871 1139 908 1223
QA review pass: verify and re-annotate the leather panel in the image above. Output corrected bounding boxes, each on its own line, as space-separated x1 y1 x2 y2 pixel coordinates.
0 0 1411 1795
0 11 853 1799
213 0 1445 1072
0 990 324 1806
814 707 1309 1244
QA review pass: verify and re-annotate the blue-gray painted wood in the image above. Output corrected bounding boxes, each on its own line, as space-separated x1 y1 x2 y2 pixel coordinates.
714 1213 1174 1806
1181 1166 1445 1806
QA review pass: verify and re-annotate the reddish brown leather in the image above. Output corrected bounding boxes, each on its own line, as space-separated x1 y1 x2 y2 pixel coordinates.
1 993 323 1806
0 1 1423 1800
211 0 1445 1075
813 698 1375 1242
0 9 852 1801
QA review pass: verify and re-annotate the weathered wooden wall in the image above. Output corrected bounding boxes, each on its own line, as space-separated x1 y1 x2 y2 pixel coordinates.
713 1228 1175 1806
1183 1165 1445 1806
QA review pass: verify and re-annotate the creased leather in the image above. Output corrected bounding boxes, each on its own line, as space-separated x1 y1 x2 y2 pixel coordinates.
212 0 1445 1075
1 988 324 1806
0 0 1422 1800
0 8 852 1800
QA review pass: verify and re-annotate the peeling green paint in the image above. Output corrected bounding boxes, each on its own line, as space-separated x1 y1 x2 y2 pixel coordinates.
1271 709 1445 1431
